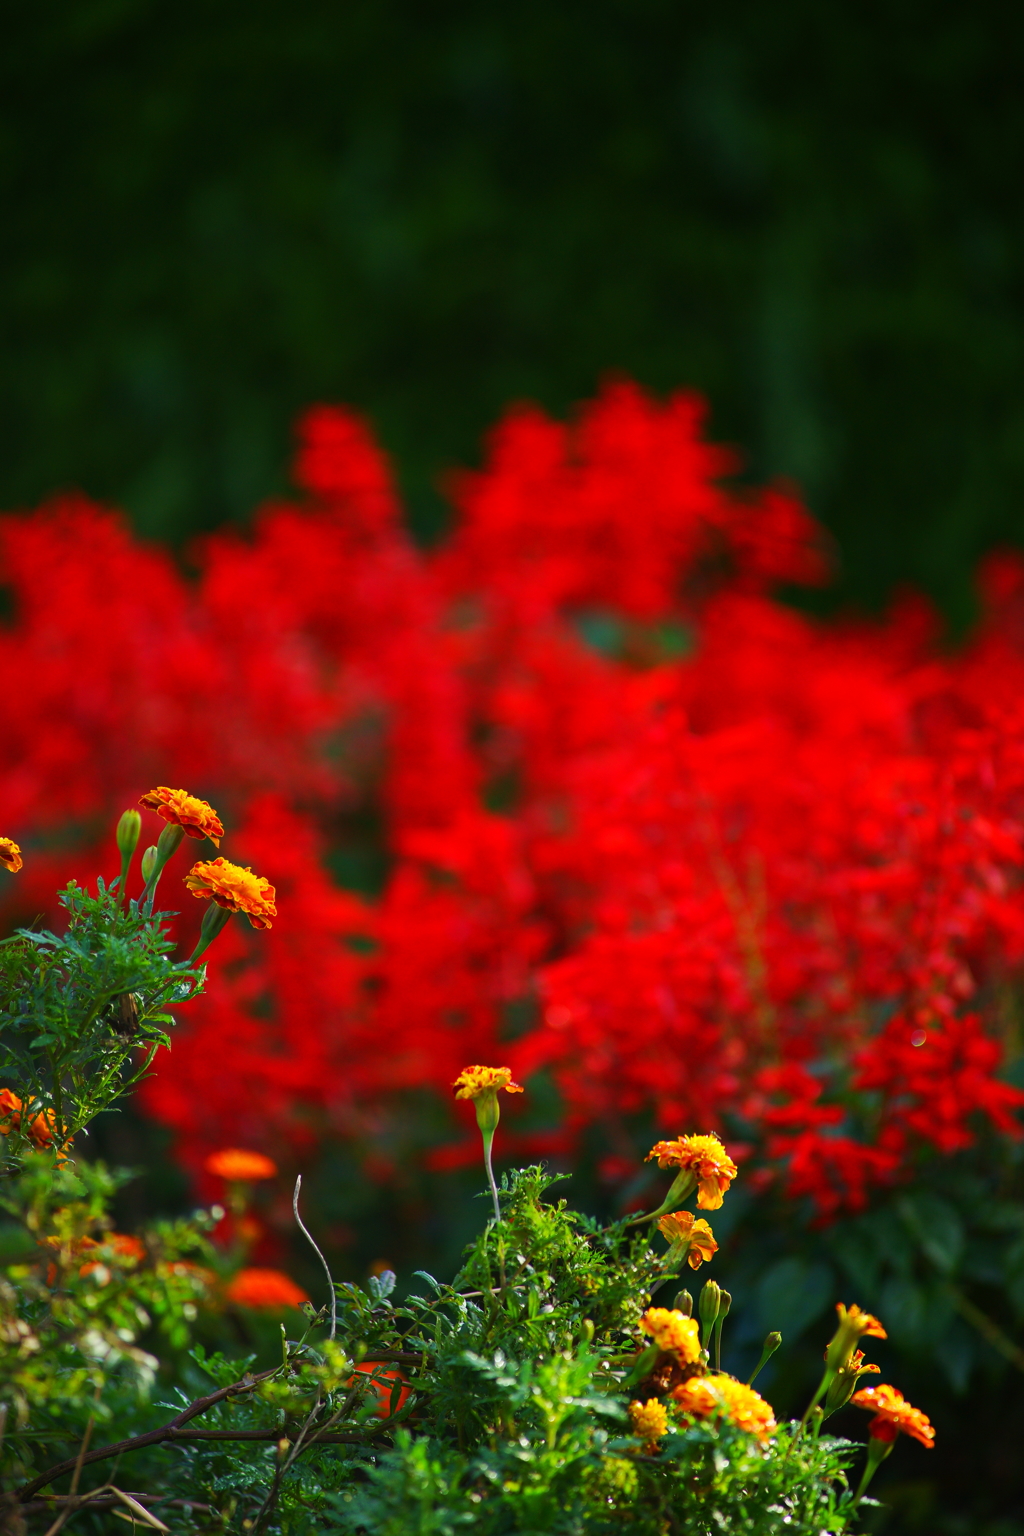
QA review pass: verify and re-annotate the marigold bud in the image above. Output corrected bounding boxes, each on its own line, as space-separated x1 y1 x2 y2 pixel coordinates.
116 809 141 857
673 1288 693 1318
699 1278 721 1340
140 846 158 883
747 1329 782 1388
156 822 186 862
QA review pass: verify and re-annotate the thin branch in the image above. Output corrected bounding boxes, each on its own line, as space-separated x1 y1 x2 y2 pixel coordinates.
18 1364 281 1499
293 1174 337 1340
136 1428 387 1444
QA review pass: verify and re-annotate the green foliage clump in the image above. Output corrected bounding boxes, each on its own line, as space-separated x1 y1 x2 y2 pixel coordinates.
0 835 885 1533
0 879 198 1155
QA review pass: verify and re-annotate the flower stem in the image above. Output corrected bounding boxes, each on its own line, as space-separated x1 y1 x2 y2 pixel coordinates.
851 1435 893 1511
482 1126 501 1225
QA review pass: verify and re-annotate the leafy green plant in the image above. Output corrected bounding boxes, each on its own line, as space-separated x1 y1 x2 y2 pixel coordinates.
0 813 934 1532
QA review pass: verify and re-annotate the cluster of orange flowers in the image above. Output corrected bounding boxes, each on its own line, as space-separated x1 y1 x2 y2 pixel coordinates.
140 786 277 930
0 1088 59 1151
0 793 278 1172
627 1131 935 1465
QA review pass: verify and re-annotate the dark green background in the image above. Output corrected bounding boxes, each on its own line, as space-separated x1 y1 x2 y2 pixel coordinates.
4 0 1024 621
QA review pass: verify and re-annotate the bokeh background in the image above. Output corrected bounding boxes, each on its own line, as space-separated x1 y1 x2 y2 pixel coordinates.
5 0 1024 624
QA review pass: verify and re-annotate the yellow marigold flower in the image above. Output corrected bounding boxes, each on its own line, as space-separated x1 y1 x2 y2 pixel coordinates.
0 838 23 874
673 1374 777 1441
452 1065 524 1100
140 787 225 846
185 857 277 930
225 1267 309 1310
825 1302 888 1372
628 1398 669 1451
206 1147 278 1181
851 1383 935 1449
657 1210 718 1269
639 1307 702 1365
646 1132 738 1210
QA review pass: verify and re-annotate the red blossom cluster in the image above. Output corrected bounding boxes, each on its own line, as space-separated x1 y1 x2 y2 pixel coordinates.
3 380 1024 1212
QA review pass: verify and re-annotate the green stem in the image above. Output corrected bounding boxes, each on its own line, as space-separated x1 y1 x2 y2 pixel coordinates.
117 851 133 908
481 1126 507 1291
482 1127 501 1225
785 1369 833 1459
851 1435 893 1511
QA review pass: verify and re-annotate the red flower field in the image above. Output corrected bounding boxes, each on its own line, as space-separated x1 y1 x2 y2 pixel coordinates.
4 380 1024 1214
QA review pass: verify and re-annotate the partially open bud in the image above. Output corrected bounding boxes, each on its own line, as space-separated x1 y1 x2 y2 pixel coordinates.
141 846 158 883
116 809 141 857
824 1349 881 1417
825 1305 887 1375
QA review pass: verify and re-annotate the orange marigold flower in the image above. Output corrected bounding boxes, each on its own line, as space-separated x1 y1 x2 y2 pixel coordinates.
851 1383 935 1449
639 1307 702 1365
629 1398 669 1451
0 1093 69 1158
657 1210 719 1269
673 1374 777 1441
0 838 23 874
826 1302 888 1371
106 1233 147 1262
205 1148 278 1181
452 1065 524 1100
834 1302 887 1340
646 1133 738 1210
0 1089 23 1133
185 858 277 930
140 787 224 846
350 1362 411 1419
26 1107 59 1149
80 1234 146 1278
225 1267 309 1310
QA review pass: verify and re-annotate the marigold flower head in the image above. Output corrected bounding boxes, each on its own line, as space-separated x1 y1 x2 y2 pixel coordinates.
629 1398 669 1450
26 1108 59 1149
79 1233 147 1278
0 838 23 874
0 1089 22 1132
646 1133 738 1210
140 787 224 846
225 1267 309 1310
851 1383 935 1449
673 1374 777 1441
452 1065 524 1100
657 1210 718 1269
205 1147 278 1181
185 857 277 930
639 1307 702 1364
350 1362 411 1418
0 1092 67 1154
